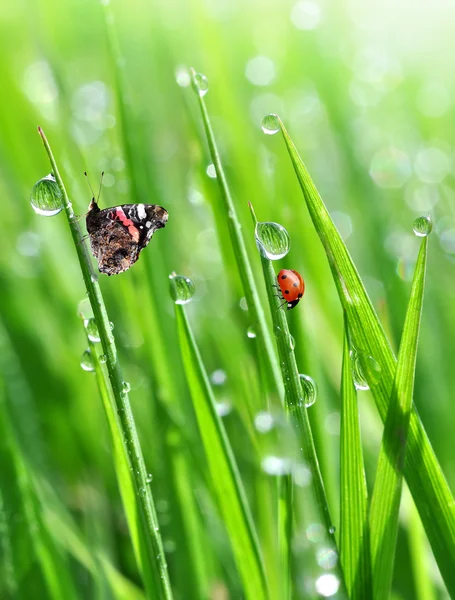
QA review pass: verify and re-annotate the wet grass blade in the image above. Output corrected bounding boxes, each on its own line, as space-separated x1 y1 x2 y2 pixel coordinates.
190 71 282 400
339 318 371 599
37 129 172 599
369 237 428 598
273 116 455 595
173 302 268 600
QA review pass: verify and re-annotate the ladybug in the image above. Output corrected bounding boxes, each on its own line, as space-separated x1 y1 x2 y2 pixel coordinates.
276 269 305 310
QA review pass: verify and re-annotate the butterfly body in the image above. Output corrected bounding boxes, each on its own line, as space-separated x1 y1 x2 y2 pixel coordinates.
86 200 168 275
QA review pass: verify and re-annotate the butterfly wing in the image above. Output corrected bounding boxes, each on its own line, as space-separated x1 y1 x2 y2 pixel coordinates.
86 202 168 276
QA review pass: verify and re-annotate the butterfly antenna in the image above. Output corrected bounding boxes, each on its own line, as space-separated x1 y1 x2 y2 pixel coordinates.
96 172 104 204
84 171 96 201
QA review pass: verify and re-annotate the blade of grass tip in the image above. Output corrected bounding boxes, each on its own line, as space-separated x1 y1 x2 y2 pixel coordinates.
340 316 371 599
189 70 282 402
85 325 153 593
247 203 340 558
170 281 268 600
37 128 172 600
273 115 455 595
369 236 428 599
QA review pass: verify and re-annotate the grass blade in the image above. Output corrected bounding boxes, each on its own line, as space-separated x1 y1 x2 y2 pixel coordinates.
370 236 428 598
273 115 455 595
340 317 371 599
248 202 336 542
190 71 282 400
37 128 172 599
173 300 268 600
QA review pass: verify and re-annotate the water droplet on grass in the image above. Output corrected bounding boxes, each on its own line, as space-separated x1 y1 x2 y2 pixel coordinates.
350 349 381 390
169 273 195 304
80 349 94 372
413 215 432 237
329 525 336 535
299 374 317 407
191 71 209 97
84 318 100 342
122 381 131 393
289 335 295 350
109 321 114 331
247 326 256 338
146 474 153 483
261 114 280 135
99 354 107 364
30 174 63 216
254 411 275 432
255 221 290 259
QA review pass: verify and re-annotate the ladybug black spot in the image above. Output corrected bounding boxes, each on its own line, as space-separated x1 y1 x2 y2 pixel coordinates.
281 274 287 279
293 282 299 287
298 293 303 298
285 290 290 294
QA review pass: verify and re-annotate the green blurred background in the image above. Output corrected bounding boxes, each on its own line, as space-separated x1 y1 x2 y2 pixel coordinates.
1 0 454 597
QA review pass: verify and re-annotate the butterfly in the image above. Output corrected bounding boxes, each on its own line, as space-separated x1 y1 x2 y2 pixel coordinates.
86 199 168 275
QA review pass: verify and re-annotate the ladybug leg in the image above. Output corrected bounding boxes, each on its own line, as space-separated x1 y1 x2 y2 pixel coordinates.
277 299 287 310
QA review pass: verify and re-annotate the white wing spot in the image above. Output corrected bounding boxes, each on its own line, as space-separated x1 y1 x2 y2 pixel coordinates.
146 221 152 228
137 204 146 219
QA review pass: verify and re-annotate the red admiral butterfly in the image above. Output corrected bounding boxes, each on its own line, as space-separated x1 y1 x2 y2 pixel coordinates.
85 175 168 275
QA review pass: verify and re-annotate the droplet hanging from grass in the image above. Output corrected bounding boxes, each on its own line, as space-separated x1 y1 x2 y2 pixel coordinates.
299 374 317 407
255 221 290 259
413 215 432 237
191 70 209 97
247 325 257 338
122 381 131 393
30 173 63 216
169 273 196 304
350 349 382 390
99 354 107 364
84 318 100 343
289 335 296 350
261 114 280 135
80 349 94 372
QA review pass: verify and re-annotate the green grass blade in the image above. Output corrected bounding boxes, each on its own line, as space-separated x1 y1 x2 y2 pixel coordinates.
173 302 268 600
248 202 336 542
190 72 282 400
370 236 428 598
85 330 157 596
407 491 436 600
273 116 455 596
340 317 371 599
37 129 172 600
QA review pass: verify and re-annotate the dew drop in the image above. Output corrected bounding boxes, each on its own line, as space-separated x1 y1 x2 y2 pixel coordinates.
255 221 290 259
289 335 295 350
122 381 131 393
261 113 280 135
84 318 100 342
247 326 257 339
30 174 63 216
329 525 336 535
80 349 94 372
169 273 196 304
413 215 433 237
350 349 381 390
299 374 317 407
146 473 153 483
191 71 209 97
109 321 114 331
99 354 107 364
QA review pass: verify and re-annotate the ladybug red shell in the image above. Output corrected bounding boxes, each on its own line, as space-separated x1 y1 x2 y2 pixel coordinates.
277 269 305 310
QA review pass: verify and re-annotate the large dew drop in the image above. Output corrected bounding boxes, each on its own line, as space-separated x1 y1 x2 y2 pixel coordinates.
191 71 209 97
169 273 196 304
30 174 63 216
255 221 290 259
84 318 100 343
413 215 432 237
350 349 382 390
261 114 280 135
299 374 317 407
80 349 94 372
